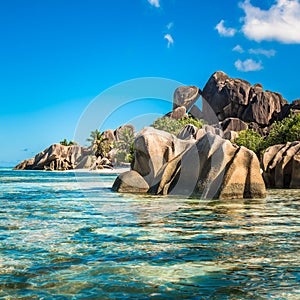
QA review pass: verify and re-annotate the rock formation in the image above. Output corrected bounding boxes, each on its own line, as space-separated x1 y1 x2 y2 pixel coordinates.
262 141 300 188
14 144 94 171
15 124 135 171
177 124 198 140
202 71 289 134
113 127 266 199
173 86 201 111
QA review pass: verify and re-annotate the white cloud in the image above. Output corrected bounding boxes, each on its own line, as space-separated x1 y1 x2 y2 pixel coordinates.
148 0 160 8
166 22 174 30
249 48 276 57
235 58 263 72
233 45 244 53
215 20 237 37
240 0 300 43
164 34 174 48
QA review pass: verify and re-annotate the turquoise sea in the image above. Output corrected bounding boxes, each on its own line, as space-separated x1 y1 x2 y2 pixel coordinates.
0 168 300 299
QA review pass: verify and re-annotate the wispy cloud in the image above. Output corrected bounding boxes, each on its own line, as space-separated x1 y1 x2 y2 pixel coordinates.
166 22 174 30
240 0 300 43
164 34 174 48
233 45 244 53
235 58 263 72
249 48 276 57
215 20 237 37
148 0 160 8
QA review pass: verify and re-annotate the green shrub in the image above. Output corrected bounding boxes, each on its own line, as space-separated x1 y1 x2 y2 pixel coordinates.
178 116 205 128
60 139 77 146
151 117 183 135
151 116 204 135
264 113 300 148
234 129 264 156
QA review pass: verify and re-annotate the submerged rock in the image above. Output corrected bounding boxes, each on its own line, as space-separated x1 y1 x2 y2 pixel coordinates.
113 127 266 199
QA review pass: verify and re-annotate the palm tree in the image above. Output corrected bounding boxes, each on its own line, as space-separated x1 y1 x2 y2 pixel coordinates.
114 127 135 162
87 129 111 158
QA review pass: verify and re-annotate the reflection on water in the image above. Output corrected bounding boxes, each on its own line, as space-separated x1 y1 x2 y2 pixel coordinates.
0 169 300 299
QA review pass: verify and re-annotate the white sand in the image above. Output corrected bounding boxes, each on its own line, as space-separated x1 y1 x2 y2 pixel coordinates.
67 167 130 174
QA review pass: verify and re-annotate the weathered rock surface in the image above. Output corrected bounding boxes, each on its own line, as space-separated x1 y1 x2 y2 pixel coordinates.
102 129 116 142
202 71 289 132
177 124 198 140
131 127 193 184
262 141 300 188
112 170 149 193
14 144 94 171
220 118 248 133
169 106 187 120
173 86 201 111
195 125 223 140
113 127 266 199
114 124 135 141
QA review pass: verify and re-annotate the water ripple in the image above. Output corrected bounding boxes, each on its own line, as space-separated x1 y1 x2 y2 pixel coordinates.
0 169 299 299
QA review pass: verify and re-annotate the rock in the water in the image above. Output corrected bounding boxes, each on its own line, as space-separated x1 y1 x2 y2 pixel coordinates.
112 170 149 193
173 86 201 111
14 144 93 171
131 127 193 184
202 71 288 130
262 141 300 188
113 127 266 199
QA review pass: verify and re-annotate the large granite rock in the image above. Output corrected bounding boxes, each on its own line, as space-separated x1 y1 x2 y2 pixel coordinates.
202 71 288 131
177 124 198 140
131 127 193 184
173 86 201 111
113 127 266 199
14 144 94 171
112 170 149 193
262 141 300 188
114 124 135 141
220 117 248 133
169 106 187 120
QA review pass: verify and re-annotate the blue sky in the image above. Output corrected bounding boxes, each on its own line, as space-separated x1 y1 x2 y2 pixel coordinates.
1 0 300 166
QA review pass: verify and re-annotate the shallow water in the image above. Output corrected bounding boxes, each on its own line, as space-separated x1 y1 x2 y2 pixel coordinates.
0 168 300 299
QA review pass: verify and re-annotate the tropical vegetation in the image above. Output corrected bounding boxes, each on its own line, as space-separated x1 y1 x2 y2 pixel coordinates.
60 139 77 146
234 113 300 156
113 127 135 163
87 129 112 158
151 116 205 135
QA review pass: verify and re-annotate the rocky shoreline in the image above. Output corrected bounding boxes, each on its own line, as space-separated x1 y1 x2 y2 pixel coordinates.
15 71 300 199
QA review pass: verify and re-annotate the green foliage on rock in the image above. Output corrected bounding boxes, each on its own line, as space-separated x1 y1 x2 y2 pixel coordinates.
234 129 264 156
114 127 135 163
60 139 77 146
235 113 300 156
264 113 300 149
151 116 204 135
87 129 112 158
178 116 205 129
151 117 183 135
